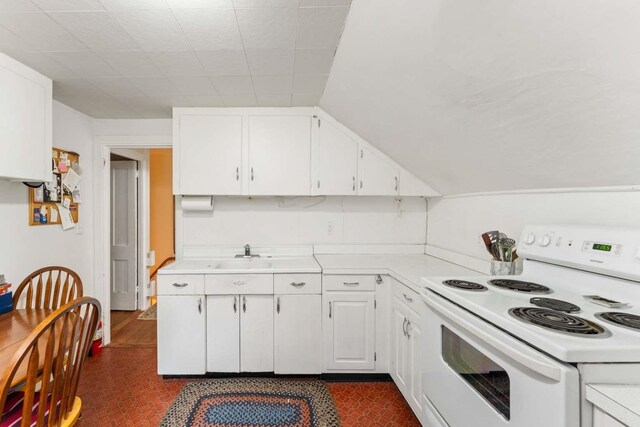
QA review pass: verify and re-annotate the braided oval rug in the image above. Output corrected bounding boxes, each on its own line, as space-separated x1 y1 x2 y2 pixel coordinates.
161 378 341 427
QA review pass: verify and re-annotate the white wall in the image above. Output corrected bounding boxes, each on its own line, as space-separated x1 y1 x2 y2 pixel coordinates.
93 118 171 137
180 196 427 250
0 101 95 295
427 189 640 261
321 0 640 195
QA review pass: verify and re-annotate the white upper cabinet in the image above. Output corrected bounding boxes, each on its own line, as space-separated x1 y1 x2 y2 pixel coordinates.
248 115 311 196
0 53 52 182
174 112 242 195
312 116 358 195
358 145 399 196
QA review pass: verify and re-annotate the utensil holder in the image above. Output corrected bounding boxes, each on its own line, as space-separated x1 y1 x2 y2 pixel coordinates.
490 260 515 276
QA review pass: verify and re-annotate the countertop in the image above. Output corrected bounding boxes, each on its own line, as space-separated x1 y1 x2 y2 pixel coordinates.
314 254 480 294
158 256 322 275
586 384 640 426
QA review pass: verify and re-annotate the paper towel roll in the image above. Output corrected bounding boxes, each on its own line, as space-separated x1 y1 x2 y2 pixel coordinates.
181 196 214 211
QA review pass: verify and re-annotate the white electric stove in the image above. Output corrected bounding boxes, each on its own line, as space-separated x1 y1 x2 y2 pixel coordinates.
420 224 640 427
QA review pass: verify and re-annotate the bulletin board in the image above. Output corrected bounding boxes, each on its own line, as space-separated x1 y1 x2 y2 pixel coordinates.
28 147 81 227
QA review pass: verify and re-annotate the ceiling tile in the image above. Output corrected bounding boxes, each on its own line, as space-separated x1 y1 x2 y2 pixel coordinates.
169 76 218 95
48 11 139 50
173 8 242 50
3 50 76 78
32 0 104 10
185 94 224 107
221 93 257 107
55 95 114 117
111 9 190 50
88 77 145 96
97 51 164 77
233 0 297 7
0 27 37 51
0 1 40 11
147 50 206 76
99 0 169 9
114 95 159 109
89 94 137 115
0 12 87 51
296 6 348 48
294 48 333 74
165 0 232 8
129 77 182 96
293 74 327 93
245 48 293 75
46 51 120 76
256 93 291 107
211 75 254 95
195 50 248 76
147 94 191 108
292 92 319 106
252 75 292 94
53 78 104 96
235 8 297 49
299 0 350 5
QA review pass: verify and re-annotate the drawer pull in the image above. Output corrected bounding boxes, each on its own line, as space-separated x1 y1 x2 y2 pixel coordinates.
233 296 237 313
343 282 360 287
290 282 306 288
329 302 332 318
172 283 188 288
375 274 383 284
243 296 246 313
233 281 245 286
403 293 414 303
198 298 202 314
276 297 280 314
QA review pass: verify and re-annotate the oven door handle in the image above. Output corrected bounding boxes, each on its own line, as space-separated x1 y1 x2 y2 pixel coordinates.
421 291 563 382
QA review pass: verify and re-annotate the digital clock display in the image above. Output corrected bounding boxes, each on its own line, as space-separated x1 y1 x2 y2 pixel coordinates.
592 243 612 252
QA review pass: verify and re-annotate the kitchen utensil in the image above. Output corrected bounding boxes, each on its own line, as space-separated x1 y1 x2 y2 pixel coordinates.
498 237 516 262
482 230 500 260
481 233 495 258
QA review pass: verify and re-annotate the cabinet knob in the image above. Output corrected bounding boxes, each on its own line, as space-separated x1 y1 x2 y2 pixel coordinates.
233 296 237 313
343 281 360 287
402 318 408 337
276 296 280 314
359 180 363 189
352 176 356 192
236 166 239 181
403 293 413 303
198 298 202 314
243 296 246 313
251 167 254 181
172 283 188 288
290 282 306 288
394 176 398 191
233 281 245 286
329 302 332 318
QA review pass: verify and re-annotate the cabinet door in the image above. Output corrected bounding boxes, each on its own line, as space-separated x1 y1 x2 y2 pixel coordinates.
358 145 399 196
176 114 242 195
391 298 410 392
274 295 322 374
248 115 311 196
312 118 358 195
157 295 206 375
206 295 240 372
240 295 274 372
408 309 423 414
323 292 375 370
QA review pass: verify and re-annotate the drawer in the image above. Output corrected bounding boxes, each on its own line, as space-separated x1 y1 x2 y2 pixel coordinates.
157 274 204 295
323 275 376 292
392 280 420 311
274 274 321 294
205 274 273 295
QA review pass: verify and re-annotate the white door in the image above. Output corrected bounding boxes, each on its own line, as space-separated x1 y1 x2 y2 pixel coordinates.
177 114 242 195
358 145 399 196
110 160 137 311
323 292 375 370
157 295 206 375
207 295 240 372
312 117 358 195
248 115 311 196
274 295 322 374
407 309 423 415
240 295 274 372
391 299 410 392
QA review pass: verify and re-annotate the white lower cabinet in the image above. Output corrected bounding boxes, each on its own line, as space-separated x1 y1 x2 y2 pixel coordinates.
206 294 273 373
274 295 322 374
157 295 206 375
593 407 626 427
323 292 376 370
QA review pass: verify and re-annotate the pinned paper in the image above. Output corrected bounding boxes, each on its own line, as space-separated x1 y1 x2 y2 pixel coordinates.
72 188 82 204
50 207 58 223
62 196 71 209
58 161 68 173
34 186 44 203
63 168 80 192
56 203 75 230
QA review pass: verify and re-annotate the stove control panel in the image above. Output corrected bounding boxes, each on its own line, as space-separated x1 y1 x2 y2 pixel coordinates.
518 225 640 282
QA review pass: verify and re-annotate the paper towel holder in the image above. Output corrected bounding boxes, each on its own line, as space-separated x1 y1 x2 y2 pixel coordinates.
181 195 214 211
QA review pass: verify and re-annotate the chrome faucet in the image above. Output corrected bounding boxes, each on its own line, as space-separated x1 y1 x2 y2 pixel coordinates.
236 244 259 258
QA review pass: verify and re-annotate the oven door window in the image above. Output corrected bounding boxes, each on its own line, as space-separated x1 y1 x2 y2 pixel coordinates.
442 326 511 420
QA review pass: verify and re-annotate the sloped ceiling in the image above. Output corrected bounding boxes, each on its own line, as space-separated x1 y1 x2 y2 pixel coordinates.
320 0 640 195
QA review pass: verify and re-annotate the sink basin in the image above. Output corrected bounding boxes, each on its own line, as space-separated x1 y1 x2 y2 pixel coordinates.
214 259 273 270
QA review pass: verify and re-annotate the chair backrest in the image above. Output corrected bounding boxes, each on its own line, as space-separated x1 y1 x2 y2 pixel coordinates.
0 297 101 427
13 267 83 310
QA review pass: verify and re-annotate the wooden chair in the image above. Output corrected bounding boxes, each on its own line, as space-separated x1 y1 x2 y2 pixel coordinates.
13 267 83 310
0 297 101 427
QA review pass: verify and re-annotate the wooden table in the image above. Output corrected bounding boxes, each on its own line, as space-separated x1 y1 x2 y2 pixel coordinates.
0 309 54 386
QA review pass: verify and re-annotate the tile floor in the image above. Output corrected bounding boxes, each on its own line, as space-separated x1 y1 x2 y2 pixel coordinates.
76 347 420 426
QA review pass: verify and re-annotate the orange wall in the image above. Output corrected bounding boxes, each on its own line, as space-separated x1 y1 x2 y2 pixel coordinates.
149 149 174 270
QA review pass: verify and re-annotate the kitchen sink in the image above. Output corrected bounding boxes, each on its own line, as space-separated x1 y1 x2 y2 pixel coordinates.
214 259 273 270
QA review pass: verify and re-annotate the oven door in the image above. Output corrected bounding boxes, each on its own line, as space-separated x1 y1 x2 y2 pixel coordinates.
421 289 580 427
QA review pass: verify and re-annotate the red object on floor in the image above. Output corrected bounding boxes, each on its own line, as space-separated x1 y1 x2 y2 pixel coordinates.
88 321 103 357
76 347 420 427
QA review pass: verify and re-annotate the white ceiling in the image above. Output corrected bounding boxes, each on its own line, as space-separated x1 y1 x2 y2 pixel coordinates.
0 0 351 118
321 0 640 195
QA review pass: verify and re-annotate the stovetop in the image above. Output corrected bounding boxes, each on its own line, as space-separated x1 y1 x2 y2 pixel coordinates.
421 260 640 363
